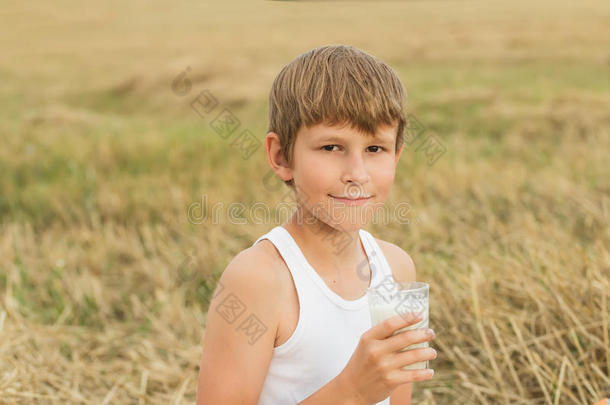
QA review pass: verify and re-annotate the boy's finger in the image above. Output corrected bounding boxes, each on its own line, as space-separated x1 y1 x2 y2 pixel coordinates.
372 313 423 340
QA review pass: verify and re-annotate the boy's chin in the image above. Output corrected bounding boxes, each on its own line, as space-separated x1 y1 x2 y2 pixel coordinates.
321 218 371 233
292 206 375 231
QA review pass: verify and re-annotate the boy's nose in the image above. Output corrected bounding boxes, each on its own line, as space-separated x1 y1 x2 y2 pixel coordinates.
341 154 371 185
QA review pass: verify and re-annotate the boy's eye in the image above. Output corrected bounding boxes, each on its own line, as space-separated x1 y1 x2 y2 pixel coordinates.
321 145 340 152
321 145 385 152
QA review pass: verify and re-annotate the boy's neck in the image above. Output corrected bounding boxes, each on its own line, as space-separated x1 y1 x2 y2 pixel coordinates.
281 212 367 280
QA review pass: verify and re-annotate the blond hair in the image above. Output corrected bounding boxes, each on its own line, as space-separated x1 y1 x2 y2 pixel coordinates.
268 45 407 187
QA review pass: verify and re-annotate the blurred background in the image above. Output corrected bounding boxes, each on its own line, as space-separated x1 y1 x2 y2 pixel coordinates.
1 0 609 403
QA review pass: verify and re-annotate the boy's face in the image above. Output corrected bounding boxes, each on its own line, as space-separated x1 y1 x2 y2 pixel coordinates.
288 121 403 231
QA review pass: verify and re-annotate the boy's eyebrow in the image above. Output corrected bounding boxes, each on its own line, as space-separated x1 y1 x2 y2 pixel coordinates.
316 133 394 143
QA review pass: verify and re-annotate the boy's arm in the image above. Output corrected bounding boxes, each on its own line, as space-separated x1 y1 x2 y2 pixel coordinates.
390 383 413 405
296 374 367 405
196 247 281 405
378 239 417 405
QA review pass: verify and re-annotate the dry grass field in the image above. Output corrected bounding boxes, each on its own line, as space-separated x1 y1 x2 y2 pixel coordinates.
0 0 609 403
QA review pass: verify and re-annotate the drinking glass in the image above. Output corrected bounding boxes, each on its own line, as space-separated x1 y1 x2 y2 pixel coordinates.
367 279 430 370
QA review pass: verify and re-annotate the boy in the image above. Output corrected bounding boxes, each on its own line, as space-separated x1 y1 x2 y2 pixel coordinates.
197 45 437 405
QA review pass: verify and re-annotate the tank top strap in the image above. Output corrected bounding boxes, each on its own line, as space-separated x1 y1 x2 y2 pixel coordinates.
251 225 312 300
358 229 396 288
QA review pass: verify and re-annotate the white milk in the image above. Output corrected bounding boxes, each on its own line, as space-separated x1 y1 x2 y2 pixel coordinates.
369 301 429 370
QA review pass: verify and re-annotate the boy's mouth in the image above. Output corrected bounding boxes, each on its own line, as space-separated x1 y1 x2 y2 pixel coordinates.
328 194 373 206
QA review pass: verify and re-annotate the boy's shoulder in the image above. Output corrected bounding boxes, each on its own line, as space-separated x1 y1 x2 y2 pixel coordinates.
373 236 417 282
227 238 286 284
222 237 292 299
213 239 287 333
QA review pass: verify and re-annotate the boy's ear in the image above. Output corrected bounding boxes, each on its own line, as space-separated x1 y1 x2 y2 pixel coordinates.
395 143 404 165
265 132 293 183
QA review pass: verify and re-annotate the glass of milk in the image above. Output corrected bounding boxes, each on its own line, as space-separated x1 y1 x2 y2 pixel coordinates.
366 278 430 370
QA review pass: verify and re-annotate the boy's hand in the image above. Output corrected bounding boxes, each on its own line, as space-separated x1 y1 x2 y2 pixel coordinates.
337 313 437 405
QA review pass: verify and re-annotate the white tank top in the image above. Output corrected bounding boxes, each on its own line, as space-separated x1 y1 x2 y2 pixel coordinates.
252 225 395 405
